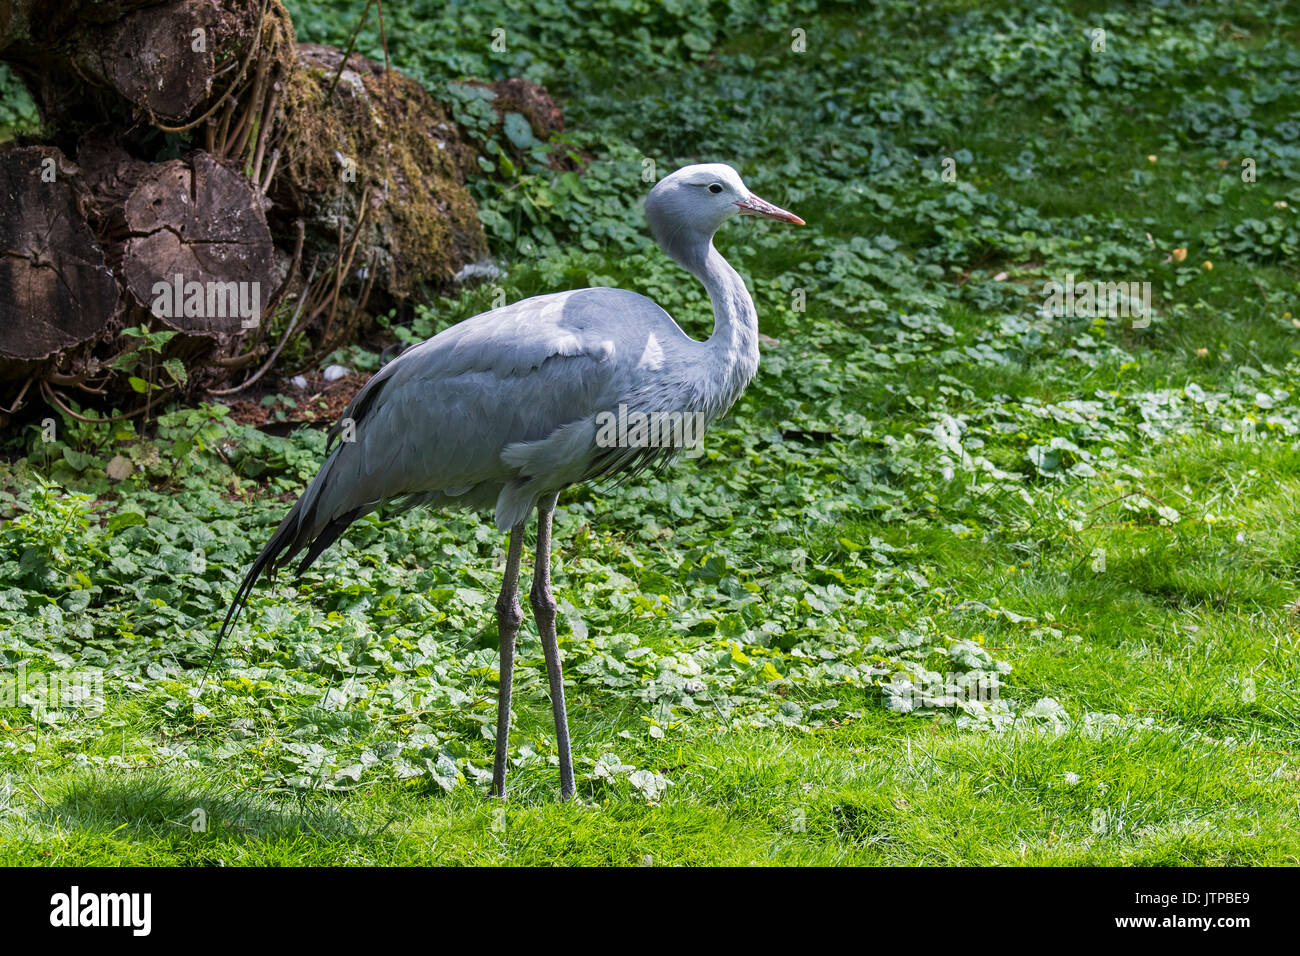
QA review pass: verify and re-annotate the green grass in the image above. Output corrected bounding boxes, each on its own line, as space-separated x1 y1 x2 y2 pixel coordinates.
6 712 1295 865
2 0 1299 865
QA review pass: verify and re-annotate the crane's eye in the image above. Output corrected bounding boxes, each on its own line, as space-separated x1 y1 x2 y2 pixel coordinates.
708 183 724 194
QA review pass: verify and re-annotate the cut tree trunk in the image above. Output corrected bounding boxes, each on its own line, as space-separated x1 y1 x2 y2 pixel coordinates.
1 0 270 138
111 150 278 336
0 146 119 369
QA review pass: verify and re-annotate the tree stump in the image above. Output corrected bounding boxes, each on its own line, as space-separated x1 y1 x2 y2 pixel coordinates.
2 0 268 137
113 151 278 335
0 146 118 366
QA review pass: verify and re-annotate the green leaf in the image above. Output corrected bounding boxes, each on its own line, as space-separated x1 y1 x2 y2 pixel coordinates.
61 447 97 472
163 358 188 385
502 112 540 150
107 509 147 533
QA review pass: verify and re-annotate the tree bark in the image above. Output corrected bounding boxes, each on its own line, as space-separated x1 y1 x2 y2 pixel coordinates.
0 146 119 366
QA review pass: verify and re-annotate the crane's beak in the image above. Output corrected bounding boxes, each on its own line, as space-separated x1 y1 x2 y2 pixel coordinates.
735 193 805 225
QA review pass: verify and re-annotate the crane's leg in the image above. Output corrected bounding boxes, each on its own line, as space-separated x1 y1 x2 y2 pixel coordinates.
531 492 575 800
490 521 526 798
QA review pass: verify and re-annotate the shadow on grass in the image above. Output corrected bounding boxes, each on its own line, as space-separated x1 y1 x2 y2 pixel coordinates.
20 770 387 849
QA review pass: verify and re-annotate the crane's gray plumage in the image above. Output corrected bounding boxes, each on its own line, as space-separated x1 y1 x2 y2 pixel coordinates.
212 163 803 799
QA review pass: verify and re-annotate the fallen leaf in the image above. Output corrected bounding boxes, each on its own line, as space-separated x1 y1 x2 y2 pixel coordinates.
106 456 134 482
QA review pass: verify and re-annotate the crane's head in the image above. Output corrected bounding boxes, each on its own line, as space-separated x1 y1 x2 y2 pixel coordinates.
645 163 803 265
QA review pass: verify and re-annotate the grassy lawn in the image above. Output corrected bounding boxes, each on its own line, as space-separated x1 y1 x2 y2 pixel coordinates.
2 0 1299 865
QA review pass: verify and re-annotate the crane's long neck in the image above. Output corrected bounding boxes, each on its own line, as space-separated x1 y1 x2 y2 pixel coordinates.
680 237 760 419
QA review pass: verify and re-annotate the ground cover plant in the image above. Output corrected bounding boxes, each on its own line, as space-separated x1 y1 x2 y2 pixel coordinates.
1 0 1299 865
